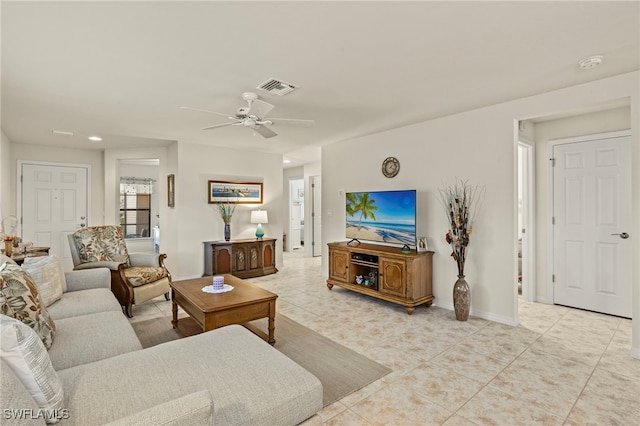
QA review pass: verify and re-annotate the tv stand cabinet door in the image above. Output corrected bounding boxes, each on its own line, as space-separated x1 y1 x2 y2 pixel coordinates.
329 248 350 283
378 257 406 297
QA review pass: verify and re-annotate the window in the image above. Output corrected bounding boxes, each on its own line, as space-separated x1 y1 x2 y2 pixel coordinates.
119 178 153 238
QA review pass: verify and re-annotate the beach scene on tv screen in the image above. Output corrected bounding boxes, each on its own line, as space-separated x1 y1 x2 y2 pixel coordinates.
346 190 416 245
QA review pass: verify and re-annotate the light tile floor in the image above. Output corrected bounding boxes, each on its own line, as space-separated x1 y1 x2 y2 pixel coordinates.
131 250 640 425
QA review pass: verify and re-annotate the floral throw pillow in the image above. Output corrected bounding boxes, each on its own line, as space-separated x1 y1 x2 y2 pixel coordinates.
73 225 129 265
0 262 56 349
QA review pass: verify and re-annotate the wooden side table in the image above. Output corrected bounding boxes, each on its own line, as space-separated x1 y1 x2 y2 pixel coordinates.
10 247 51 265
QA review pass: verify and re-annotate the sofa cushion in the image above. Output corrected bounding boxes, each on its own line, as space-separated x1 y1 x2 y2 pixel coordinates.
0 263 56 349
21 256 65 306
57 325 322 426
0 316 64 424
124 266 168 287
63 268 111 293
104 391 213 426
46 288 121 320
48 311 142 370
73 226 129 265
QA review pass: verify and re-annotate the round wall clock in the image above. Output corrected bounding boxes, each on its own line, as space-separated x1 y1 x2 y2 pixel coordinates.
382 157 400 178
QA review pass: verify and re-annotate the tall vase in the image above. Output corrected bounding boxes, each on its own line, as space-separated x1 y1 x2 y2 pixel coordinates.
224 223 231 241
453 275 470 321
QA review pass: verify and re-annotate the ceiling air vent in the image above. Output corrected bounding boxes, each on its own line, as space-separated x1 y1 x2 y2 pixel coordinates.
257 79 296 96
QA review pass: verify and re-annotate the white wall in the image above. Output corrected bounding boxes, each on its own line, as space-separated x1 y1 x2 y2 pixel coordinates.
164 142 179 278
323 107 516 324
0 131 12 221
530 106 631 304
171 141 284 280
322 71 639 342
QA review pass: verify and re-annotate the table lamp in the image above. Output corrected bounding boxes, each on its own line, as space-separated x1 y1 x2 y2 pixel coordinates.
250 210 268 239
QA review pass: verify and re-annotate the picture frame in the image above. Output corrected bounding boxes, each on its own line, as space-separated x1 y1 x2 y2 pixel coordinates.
167 174 175 208
417 236 428 252
208 180 263 204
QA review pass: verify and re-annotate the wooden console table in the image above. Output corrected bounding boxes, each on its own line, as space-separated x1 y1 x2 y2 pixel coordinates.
203 238 278 279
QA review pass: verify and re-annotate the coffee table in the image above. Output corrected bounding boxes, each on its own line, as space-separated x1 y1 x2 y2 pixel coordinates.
170 274 277 344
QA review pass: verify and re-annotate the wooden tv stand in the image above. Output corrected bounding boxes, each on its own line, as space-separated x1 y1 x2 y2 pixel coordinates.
327 241 434 315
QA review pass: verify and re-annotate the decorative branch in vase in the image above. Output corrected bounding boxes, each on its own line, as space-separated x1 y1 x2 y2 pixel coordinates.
216 199 236 241
438 178 486 321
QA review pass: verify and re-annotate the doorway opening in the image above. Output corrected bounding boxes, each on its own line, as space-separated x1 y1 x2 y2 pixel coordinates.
118 159 160 254
288 178 304 251
518 139 536 302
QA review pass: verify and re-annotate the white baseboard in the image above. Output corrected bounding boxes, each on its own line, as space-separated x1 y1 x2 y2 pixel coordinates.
535 296 552 305
432 301 517 326
472 308 518 326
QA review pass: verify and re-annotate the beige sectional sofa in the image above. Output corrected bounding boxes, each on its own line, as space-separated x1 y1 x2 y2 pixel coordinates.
1 266 322 425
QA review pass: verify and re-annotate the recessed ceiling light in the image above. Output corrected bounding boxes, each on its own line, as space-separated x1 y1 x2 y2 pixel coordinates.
578 55 604 69
51 130 74 136
283 159 291 164
88 136 103 142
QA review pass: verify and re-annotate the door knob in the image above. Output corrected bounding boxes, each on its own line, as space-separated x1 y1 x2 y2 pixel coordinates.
611 232 629 239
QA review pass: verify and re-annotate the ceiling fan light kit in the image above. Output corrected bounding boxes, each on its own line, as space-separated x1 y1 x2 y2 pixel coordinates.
182 91 313 139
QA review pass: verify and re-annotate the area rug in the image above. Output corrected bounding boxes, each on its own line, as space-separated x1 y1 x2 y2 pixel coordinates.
131 314 391 406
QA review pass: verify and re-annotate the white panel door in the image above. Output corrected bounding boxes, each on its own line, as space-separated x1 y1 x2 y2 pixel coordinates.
21 163 88 271
552 136 631 317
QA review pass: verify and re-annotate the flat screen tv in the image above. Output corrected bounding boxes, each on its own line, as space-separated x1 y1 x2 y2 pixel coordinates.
345 189 417 246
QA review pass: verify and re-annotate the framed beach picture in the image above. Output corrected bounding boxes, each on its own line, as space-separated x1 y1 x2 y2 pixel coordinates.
208 180 263 204
417 236 428 252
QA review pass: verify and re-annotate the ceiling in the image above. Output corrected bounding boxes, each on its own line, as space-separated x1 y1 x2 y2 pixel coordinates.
2 1 638 168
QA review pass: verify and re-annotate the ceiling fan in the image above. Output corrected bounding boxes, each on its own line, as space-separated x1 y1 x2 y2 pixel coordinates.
180 92 314 139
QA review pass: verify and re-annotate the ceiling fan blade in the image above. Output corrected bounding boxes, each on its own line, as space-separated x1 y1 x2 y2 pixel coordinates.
247 99 275 119
201 121 240 130
265 118 314 128
252 125 278 139
179 106 233 118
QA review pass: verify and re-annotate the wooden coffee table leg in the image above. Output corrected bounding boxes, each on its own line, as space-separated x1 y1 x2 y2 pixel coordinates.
171 290 178 329
268 314 275 345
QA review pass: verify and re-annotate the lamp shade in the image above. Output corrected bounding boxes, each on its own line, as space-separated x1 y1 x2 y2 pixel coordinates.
251 210 268 224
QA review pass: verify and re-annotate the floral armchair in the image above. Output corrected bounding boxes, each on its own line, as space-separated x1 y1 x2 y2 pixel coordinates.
67 225 171 317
